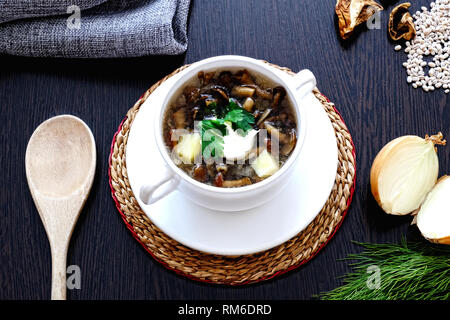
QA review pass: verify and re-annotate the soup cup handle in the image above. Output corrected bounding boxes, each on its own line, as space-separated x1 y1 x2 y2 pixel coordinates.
292 69 317 98
139 168 180 205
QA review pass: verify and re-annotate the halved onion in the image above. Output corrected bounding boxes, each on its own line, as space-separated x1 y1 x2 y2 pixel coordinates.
415 176 450 245
370 133 445 215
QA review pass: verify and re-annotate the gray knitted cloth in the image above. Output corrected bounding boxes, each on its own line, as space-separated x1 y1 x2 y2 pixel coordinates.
0 0 191 58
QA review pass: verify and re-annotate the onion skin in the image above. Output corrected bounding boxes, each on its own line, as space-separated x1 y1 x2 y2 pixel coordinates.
416 175 450 245
370 136 425 215
427 236 450 245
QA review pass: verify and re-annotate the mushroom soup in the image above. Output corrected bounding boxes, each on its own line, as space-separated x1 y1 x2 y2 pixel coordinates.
162 69 298 187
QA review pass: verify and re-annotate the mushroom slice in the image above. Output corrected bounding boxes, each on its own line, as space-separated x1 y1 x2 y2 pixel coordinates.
252 85 273 100
206 163 217 178
280 131 297 156
166 128 178 148
192 164 208 182
198 71 214 85
266 138 272 153
222 177 252 188
272 86 286 108
218 71 235 89
256 109 272 126
210 85 229 101
265 113 288 123
192 106 202 121
231 86 255 98
234 70 254 85
264 122 289 144
216 163 228 173
183 86 201 104
242 97 255 112
388 2 416 41
335 0 384 40
173 108 186 129
214 172 224 187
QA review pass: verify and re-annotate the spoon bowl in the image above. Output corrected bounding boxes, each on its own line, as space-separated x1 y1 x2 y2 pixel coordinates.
25 115 96 300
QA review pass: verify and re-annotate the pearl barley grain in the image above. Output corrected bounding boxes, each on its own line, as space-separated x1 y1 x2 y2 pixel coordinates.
398 0 450 93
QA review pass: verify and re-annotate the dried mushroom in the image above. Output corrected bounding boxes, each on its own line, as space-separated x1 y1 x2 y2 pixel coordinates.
335 0 383 40
388 3 416 41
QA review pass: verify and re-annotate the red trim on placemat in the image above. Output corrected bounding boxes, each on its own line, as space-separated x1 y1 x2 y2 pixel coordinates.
108 94 357 285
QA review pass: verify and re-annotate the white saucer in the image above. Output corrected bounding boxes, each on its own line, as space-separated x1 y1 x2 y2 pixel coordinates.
126 64 338 256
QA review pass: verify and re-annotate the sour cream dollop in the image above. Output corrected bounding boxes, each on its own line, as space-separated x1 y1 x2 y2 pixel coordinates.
223 122 258 161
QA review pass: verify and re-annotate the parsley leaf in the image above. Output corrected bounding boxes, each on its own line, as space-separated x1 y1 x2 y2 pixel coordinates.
224 108 255 133
225 99 240 112
199 119 226 159
199 99 256 159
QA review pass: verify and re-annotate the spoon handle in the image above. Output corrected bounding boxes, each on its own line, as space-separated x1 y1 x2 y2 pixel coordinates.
50 244 68 300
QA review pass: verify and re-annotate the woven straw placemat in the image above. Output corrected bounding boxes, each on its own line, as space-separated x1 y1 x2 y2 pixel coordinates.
108 62 356 285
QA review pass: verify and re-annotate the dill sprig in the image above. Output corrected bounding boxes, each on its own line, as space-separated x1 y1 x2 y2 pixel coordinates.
320 240 450 300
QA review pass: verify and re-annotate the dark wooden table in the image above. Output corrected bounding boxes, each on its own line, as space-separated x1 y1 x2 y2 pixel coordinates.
1 0 448 300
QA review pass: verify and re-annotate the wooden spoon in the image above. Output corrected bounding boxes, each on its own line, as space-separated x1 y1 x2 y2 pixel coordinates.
25 115 96 300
